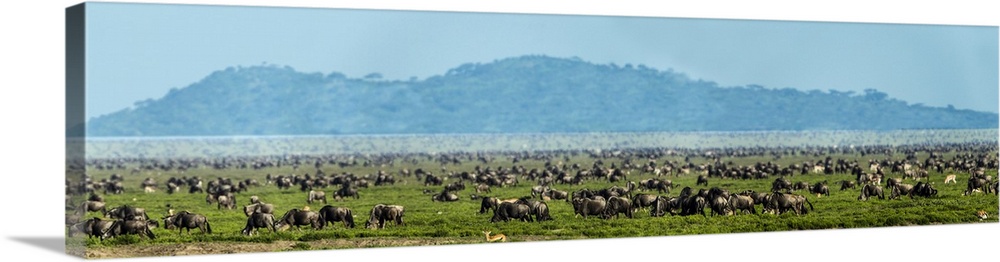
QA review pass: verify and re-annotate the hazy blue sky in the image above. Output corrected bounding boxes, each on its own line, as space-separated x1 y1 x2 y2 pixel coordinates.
85 2 999 120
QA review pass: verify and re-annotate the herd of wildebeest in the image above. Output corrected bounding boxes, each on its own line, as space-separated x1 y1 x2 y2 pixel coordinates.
66 140 998 243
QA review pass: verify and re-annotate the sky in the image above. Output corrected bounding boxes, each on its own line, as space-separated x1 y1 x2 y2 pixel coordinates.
84 1 999 121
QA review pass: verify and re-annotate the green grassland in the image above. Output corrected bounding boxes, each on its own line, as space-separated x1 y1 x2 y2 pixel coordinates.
67 130 999 257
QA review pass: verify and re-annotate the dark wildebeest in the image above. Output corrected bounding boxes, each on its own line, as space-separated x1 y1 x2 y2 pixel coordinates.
605 196 634 219
217 194 236 210
307 190 327 204
475 183 491 194
318 205 355 229
839 180 856 191
810 181 830 197
885 177 903 189
163 210 212 234
479 197 517 214
531 186 548 199
432 189 459 202
243 202 275 217
708 195 732 216
650 196 681 217
889 183 914 200
964 176 992 196
767 192 813 215
490 202 532 222
77 201 107 216
772 177 792 193
858 184 885 201
365 204 405 229
249 195 261 204
792 181 810 192
275 208 322 230
571 196 607 219
335 186 360 200
101 219 156 241
107 205 149 221
696 175 709 186
728 193 756 215
515 197 552 222
631 194 659 213
241 211 276 236
544 188 569 202
909 182 938 198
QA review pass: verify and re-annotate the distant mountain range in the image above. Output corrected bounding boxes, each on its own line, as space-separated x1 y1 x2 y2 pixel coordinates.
84 55 998 137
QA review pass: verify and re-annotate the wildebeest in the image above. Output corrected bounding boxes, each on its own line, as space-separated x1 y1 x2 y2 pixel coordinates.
479 197 518 214
307 190 327 204
696 175 709 186
107 205 150 221
909 182 938 198
728 193 756 215
515 197 552 222
543 188 569 202
432 189 460 202
163 210 212 234
772 177 792 193
217 194 236 210
631 194 659 212
964 176 992 196
76 201 107 216
101 219 156 241
490 202 533 222
243 202 275 217
572 196 608 218
335 186 360 200
365 204 405 229
810 181 830 197
839 180 856 191
889 183 914 200
317 205 355 229
605 196 634 218
241 211 276 236
275 208 322 230
767 192 813 215
858 184 885 201
650 196 681 217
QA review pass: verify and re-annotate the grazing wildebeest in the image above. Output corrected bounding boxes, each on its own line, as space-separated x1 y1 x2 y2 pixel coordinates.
728 193 756 215
889 183 914 200
107 205 149 221
243 202 275 217
432 189 460 202
810 181 830 197
708 195 732 216
515 197 552 222
772 177 792 193
475 183 491 194
307 190 327 204
249 195 261 204
163 210 212 234
839 180 856 191
650 196 681 217
217 194 236 210
479 197 518 214
275 208 322 230
317 205 355 229
101 219 156 241
631 194 659 212
544 188 569 202
885 177 903 189
964 176 992 196
571 196 607 219
77 201 107 216
909 182 938 198
241 211 276 236
490 202 533 222
767 192 813 215
696 175 709 186
792 181 810 192
365 204 405 229
858 184 885 201
335 186 360 200
605 196 634 219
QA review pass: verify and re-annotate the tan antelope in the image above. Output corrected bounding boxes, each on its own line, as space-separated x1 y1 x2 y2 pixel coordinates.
977 210 988 220
483 231 507 242
944 174 957 184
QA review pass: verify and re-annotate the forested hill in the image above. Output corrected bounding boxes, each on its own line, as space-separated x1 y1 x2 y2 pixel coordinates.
84 55 998 137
